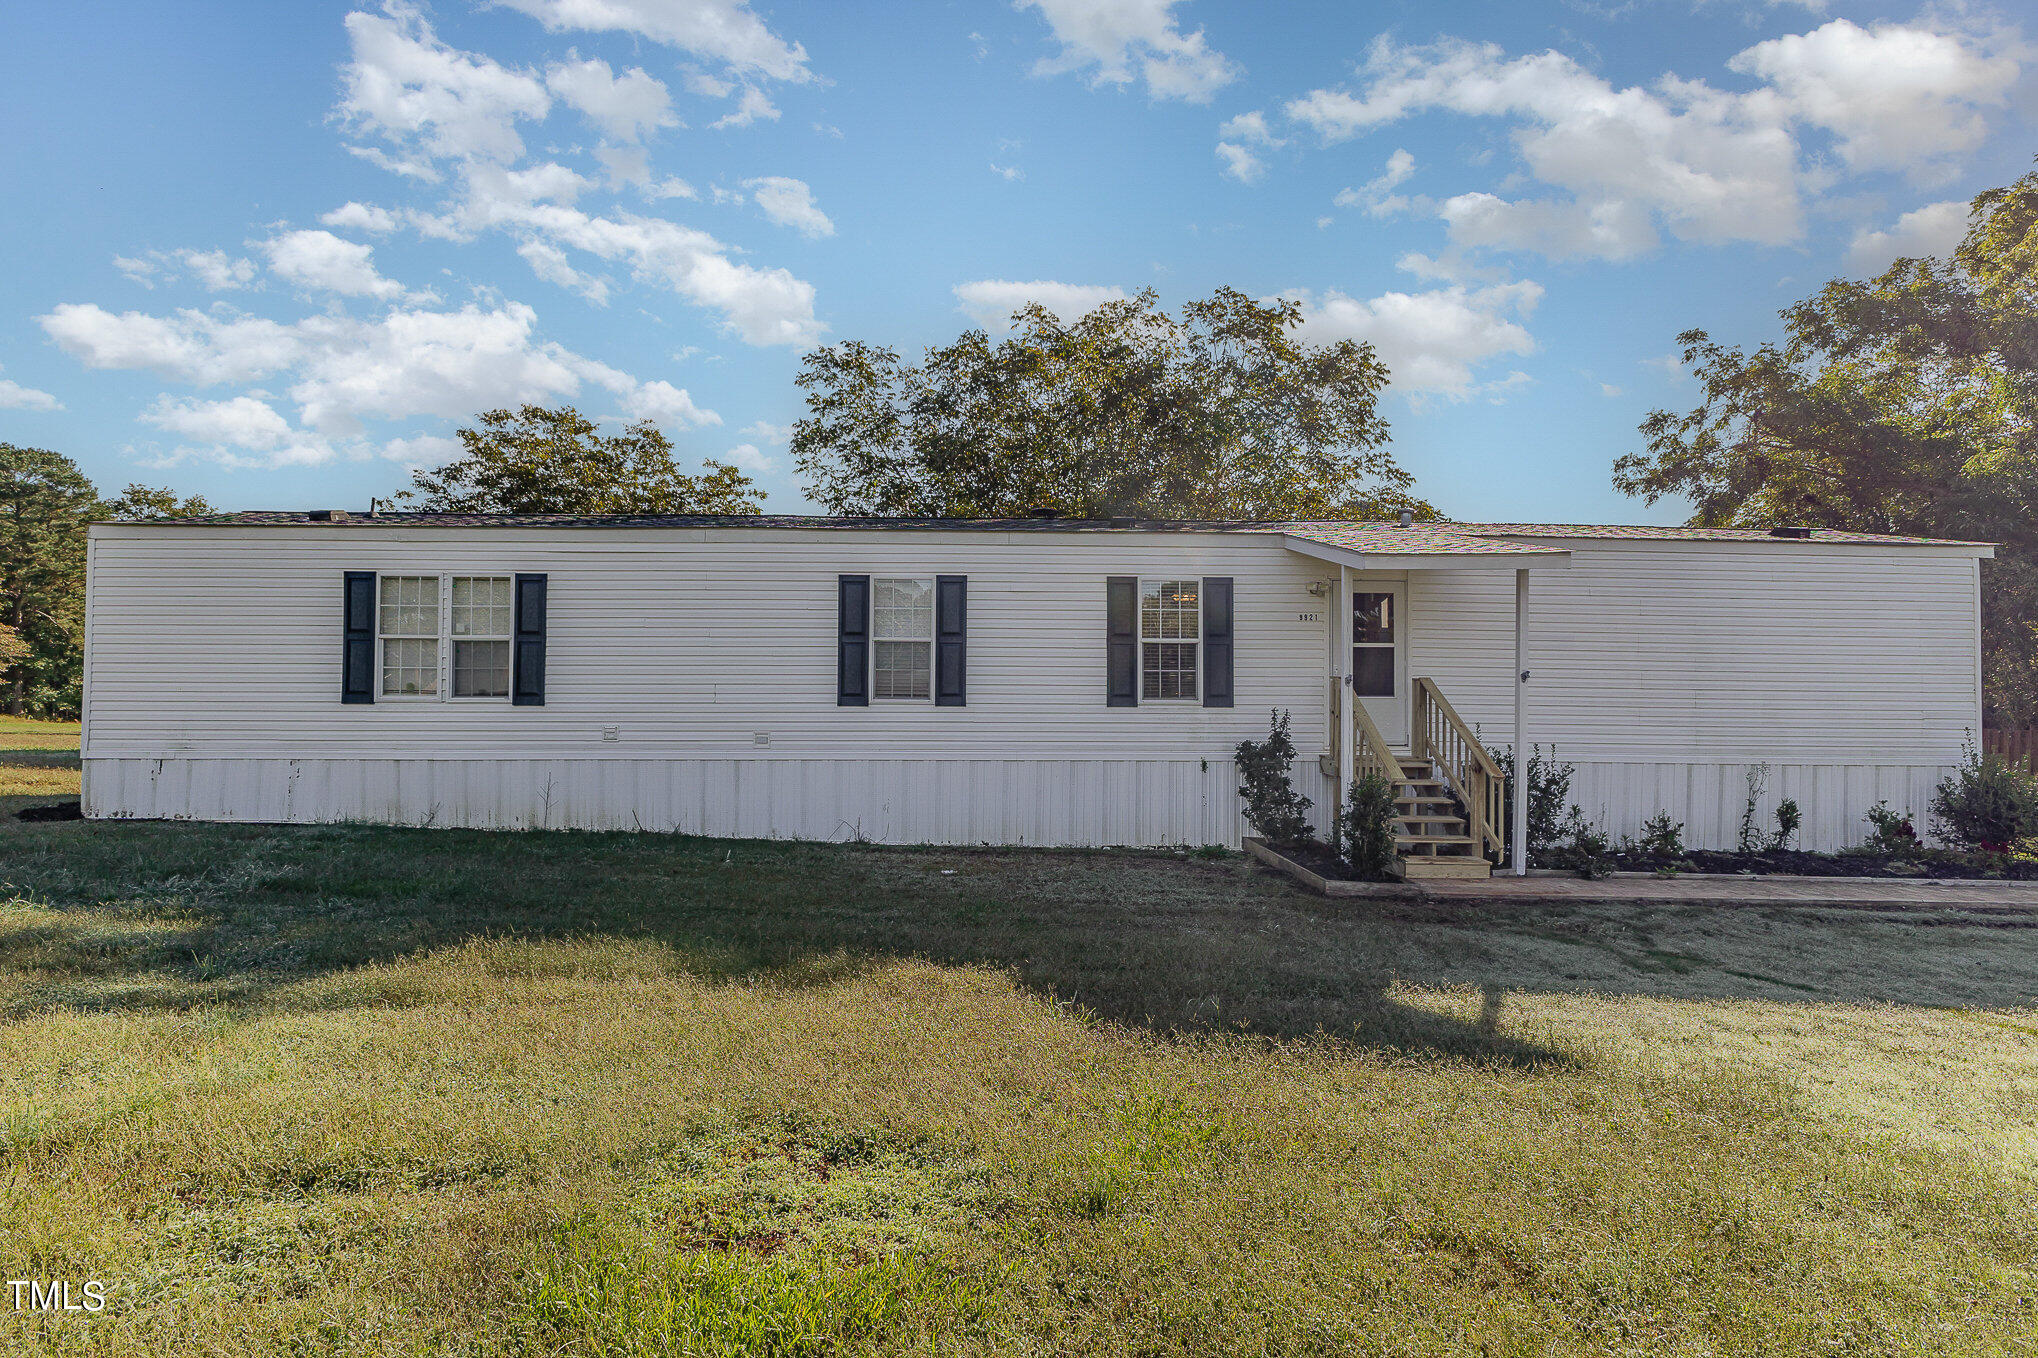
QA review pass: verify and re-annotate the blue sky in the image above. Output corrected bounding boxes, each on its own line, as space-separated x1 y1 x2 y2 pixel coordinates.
0 0 2028 521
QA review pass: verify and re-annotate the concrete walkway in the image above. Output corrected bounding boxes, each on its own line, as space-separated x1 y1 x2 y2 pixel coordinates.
1357 873 2038 912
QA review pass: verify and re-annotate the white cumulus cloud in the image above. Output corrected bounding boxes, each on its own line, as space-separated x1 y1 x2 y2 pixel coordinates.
259 229 413 300
1281 19 2019 261
1019 0 1238 102
744 176 833 237
320 202 401 234
39 297 718 467
339 4 552 165
711 85 780 129
1728 19 2018 175
953 279 1127 327
491 0 813 83
1846 199 1970 273
1286 277 1543 398
1333 147 1416 217
0 364 62 412
545 54 677 141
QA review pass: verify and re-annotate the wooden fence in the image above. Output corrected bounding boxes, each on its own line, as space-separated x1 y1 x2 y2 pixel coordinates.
1985 728 2038 773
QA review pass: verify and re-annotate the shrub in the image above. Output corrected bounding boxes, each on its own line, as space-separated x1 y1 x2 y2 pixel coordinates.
1487 743 1577 857
1233 710 1314 846
1929 741 2038 853
1568 817 1614 880
1861 802 1920 856
1637 812 1685 858
1771 798 1801 852
1736 764 1772 854
1339 771 1400 879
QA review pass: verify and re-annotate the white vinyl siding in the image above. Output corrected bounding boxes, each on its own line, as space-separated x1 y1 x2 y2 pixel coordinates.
1404 538 1983 849
81 524 1982 850
82 527 1329 764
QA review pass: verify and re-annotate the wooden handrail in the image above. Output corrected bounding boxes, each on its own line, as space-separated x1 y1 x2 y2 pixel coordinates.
1349 682 1400 785
1412 676 1505 858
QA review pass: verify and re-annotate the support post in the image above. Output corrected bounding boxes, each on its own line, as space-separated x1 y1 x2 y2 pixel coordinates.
1337 564 1354 834
1512 567 1530 876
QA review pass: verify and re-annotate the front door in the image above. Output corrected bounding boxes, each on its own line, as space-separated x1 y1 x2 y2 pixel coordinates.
1351 580 1408 746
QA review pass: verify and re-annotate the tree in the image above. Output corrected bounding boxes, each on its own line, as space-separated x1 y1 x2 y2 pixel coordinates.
0 444 97 717
400 405 763 515
791 286 1433 520
1615 168 2038 724
104 483 214 519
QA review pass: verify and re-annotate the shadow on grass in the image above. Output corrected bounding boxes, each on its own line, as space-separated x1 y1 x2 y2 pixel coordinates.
4 818 2035 1061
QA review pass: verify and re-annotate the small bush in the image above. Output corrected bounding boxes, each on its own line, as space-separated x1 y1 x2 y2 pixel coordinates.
1930 741 2038 853
1568 817 1614 879
1339 772 1400 879
1771 798 1801 851
1637 812 1685 858
1488 743 1578 857
1737 764 1772 854
1861 802 1920 856
1233 710 1314 846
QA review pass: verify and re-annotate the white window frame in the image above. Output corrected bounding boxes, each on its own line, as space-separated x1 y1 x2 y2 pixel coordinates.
375 572 515 704
870 575 936 702
1138 576 1202 703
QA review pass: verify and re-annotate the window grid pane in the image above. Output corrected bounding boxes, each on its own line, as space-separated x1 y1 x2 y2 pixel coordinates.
453 639 511 697
381 638 439 696
451 576 512 638
1141 642 1197 700
1139 579 1200 698
379 576 438 638
873 640 931 699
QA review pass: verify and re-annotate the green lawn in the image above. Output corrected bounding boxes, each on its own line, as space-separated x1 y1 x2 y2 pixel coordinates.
2 790 2036 1354
0 713 80 752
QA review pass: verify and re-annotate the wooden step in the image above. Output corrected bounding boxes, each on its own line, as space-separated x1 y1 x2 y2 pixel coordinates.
1396 856 1493 881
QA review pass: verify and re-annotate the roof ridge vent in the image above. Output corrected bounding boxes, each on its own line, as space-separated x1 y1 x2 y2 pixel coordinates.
1767 524 1812 539
307 509 350 523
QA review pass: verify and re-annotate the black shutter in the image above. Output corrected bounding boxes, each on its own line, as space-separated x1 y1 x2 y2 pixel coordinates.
935 575 967 706
1106 576 1138 707
1202 576 1233 708
342 571 375 704
838 575 870 706
512 573 547 706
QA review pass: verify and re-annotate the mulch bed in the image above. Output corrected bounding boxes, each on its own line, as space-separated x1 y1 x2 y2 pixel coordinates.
1264 834 2038 883
1260 840 1396 884
1582 847 2038 881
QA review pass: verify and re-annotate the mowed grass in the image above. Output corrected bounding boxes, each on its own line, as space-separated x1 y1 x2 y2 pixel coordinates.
1 798 2036 1354
0 713 80 752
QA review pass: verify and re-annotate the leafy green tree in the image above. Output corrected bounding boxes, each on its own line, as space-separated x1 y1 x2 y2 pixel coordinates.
104 483 214 519
792 286 1433 520
1615 168 2038 724
400 405 764 515
0 443 97 717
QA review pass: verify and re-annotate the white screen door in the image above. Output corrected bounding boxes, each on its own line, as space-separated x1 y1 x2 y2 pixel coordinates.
1351 581 1408 746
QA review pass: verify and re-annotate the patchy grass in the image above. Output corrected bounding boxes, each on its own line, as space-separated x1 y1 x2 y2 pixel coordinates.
0 817 2035 1355
0 713 80 752
0 750 81 820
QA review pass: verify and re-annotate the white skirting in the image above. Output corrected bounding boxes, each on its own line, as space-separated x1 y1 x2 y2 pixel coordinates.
1564 760 1956 853
82 755 1291 849
82 755 1946 853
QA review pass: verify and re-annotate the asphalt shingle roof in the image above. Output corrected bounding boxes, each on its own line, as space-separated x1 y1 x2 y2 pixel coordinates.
107 511 1988 550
